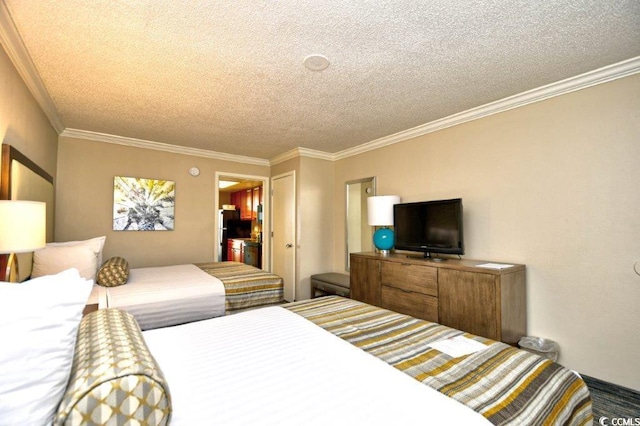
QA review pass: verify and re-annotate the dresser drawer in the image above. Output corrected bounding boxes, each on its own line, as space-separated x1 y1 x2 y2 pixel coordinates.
381 262 437 296
381 285 438 322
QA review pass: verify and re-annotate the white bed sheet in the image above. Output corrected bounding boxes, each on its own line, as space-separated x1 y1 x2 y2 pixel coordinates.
106 264 225 330
143 306 491 425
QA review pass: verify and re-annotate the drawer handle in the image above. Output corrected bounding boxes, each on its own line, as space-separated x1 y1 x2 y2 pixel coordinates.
401 262 411 266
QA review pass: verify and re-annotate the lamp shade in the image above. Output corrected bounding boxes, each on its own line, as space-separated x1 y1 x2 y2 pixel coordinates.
367 195 401 226
0 200 46 253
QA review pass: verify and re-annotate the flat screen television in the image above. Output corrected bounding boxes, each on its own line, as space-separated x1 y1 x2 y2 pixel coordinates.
394 198 464 258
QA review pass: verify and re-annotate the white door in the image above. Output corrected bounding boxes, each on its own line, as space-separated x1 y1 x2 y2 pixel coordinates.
271 172 296 302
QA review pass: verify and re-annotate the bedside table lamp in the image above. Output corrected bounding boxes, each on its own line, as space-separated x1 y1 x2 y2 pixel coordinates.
367 195 400 256
0 200 46 282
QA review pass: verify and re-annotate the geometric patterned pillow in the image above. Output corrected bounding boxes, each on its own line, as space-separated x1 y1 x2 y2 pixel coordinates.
96 257 130 287
54 309 172 425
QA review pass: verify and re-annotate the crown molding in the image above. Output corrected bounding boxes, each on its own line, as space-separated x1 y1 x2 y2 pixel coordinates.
67 55 640 166
269 147 334 165
333 56 640 161
297 147 335 161
60 55 640 167
60 128 270 166
3 0 637 167
0 1 64 133
269 148 302 165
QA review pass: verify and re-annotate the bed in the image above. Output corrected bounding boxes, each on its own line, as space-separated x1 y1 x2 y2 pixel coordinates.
104 261 284 329
194 261 285 313
283 296 593 425
139 296 592 425
4 269 591 425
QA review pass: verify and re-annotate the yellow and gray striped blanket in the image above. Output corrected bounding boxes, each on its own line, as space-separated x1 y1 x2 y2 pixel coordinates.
285 296 592 426
196 261 284 313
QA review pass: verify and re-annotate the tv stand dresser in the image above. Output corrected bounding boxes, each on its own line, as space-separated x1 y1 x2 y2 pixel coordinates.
350 252 526 344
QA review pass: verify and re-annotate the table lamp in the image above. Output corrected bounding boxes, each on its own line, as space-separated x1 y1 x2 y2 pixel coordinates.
0 200 46 282
367 195 400 255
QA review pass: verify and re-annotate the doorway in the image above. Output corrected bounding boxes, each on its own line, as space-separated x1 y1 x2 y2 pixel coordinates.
215 172 270 270
271 171 296 301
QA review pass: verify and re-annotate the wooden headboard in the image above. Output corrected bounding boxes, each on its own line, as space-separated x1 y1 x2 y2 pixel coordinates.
0 144 54 281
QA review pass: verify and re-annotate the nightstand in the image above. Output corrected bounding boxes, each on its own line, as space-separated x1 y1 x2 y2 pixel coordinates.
83 285 106 316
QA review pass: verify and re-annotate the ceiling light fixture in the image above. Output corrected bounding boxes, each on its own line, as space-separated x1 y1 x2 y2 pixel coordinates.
219 180 239 189
303 54 330 71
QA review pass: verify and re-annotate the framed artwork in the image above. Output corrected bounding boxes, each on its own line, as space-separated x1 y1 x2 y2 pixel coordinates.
113 176 175 231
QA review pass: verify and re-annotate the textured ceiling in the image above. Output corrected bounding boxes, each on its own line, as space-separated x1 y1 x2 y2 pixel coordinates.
4 0 640 160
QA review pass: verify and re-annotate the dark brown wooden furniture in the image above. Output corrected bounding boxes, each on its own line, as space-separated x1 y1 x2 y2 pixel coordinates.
227 238 245 263
350 252 526 344
243 241 262 268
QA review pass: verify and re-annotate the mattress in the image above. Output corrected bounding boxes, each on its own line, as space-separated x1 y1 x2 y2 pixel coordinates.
105 264 225 330
105 262 284 330
195 261 284 312
142 305 491 425
285 296 593 425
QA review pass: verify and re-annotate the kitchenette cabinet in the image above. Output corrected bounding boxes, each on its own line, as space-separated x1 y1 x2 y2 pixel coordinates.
227 239 245 263
244 241 262 268
230 186 263 221
227 238 262 268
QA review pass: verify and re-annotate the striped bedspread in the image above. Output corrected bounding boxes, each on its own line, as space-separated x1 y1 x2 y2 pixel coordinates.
196 261 284 313
285 296 593 426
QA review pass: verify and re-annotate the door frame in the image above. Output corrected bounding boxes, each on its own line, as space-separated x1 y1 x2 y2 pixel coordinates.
271 171 296 301
214 171 270 270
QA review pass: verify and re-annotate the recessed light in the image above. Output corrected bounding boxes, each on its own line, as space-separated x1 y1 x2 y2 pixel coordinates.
219 180 239 189
303 54 330 71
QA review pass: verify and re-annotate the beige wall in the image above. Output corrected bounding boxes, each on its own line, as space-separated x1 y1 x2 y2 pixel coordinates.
0 46 58 179
0 45 58 280
270 156 300 292
270 156 335 300
297 156 334 300
6 35 640 389
56 136 270 267
333 74 640 390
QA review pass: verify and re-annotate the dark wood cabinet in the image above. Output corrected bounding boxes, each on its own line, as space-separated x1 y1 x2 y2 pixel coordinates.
380 261 438 322
230 186 263 220
239 189 251 220
350 255 381 306
350 252 526 344
438 268 526 344
243 241 262 268
230 191 240 210
228 239 262 269
252 187 261 220
227 239 244 263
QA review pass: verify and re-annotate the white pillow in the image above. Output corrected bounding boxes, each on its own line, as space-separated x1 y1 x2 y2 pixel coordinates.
47 236 106 266
32 236 106 280
0 269 93 425
32 245 99 280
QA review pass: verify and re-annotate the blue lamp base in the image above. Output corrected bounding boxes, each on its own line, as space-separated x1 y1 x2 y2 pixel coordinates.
373 227 394 255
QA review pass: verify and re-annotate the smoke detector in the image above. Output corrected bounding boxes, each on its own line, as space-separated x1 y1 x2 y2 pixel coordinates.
303 54 330 71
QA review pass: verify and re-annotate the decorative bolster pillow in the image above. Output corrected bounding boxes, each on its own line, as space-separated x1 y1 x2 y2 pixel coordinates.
54 309 172 426
96 256 130 287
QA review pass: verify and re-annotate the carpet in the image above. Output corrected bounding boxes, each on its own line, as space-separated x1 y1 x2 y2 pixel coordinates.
582 375 640 422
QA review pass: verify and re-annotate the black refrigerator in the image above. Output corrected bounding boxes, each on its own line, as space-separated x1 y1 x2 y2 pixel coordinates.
218 209 252 261
219 209 239 261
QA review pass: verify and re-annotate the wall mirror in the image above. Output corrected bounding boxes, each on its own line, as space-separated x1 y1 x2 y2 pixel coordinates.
345 177 375 271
